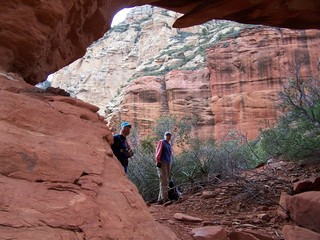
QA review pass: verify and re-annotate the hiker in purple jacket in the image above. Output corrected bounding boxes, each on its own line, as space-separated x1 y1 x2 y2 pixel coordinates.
155 131 172 204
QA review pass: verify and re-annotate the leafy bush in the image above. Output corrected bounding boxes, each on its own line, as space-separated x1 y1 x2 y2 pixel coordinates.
171 138 216 186
258 116 320 160
128 145 159 201
257 61 320 160
170 132 258 194
280 73 320 125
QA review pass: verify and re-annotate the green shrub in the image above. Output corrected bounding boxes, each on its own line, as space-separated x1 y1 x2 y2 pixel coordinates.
171 133 258 193
127 114 262 200
258 116 320 160
128 146 159 201
172 138 216 186
152 115 192 147
257 61 320 160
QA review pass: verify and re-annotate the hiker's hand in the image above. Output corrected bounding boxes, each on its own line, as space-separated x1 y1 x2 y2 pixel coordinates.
156 162 161 168
128 148 133 157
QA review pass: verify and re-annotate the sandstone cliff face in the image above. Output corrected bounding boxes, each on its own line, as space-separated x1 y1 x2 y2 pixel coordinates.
207 27 320 139
112 69 215 139
0 74 178 240
51 6 241 117
51 7 320 140
111 27 320 140
50 7 252 138
51 7 183 113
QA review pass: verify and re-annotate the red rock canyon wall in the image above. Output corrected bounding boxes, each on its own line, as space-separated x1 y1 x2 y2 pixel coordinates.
208 28 320 139
116 27 320 140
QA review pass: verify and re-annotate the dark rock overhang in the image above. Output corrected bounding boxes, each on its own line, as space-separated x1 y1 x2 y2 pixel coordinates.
0 0 319 85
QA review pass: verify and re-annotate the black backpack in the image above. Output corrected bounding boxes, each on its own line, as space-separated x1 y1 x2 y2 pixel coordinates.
168 180 180 201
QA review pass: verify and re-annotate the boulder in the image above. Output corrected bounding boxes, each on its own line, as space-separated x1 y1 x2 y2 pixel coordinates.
191 226 228 240
201 190 219 199
173 213 203 222
293 180 313 193
282 225 320 240
229 231 260 240
286 191 320 233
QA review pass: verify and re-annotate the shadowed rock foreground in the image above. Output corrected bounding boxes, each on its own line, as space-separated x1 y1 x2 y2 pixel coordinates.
0 74 178 239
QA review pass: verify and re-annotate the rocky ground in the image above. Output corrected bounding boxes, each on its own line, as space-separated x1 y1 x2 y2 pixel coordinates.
148 158 320 239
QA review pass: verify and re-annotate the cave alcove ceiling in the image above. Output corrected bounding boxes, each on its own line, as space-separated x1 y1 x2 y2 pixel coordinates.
0 0 320 84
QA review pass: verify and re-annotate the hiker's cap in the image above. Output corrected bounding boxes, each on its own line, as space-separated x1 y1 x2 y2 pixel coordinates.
121 122 131 128
165 131 172 136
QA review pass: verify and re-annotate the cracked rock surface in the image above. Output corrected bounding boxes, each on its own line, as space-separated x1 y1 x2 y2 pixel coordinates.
0 73 178 240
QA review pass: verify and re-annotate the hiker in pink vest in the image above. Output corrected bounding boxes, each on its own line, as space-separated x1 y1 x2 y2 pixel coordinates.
155 131 172 204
